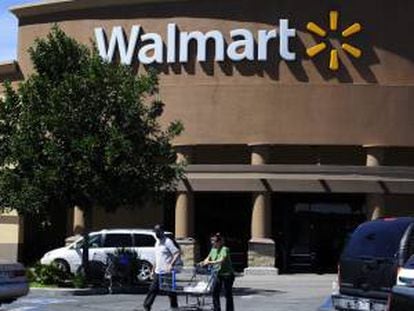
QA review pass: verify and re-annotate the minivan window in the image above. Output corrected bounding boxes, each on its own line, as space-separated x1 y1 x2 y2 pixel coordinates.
89 234 102 248
103 234 133 248
134 234 156 247
342 221 409 258
73 234 102 249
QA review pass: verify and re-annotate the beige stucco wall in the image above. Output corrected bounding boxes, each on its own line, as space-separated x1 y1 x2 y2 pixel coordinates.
10 0 414 147
91 204 164 231
0 211 22 262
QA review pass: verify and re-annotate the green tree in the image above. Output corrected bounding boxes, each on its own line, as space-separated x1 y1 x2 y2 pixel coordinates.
0 26 184 275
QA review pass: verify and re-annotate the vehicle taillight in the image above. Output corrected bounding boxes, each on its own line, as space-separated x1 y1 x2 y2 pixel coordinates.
383 217 397 222
386 293 392 311
338 263 341 287
395 265 402 284
332 263 341 295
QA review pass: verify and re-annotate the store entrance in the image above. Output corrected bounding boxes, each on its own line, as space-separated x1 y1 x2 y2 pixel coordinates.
274 194 366 273
194 193 252 272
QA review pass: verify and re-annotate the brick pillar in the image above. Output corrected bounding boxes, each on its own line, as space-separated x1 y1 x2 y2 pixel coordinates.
245 144 277 275
365 146 385 220
175 146 198 268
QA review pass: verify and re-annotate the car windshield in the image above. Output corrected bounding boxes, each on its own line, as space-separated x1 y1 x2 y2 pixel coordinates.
342 220 411 259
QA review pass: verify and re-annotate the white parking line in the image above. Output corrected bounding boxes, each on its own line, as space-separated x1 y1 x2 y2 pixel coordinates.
7 307 38 311
4 297 78 311
18 298 76 305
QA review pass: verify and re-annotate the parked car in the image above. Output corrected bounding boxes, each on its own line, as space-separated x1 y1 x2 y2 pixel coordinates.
332 217 414 311
40 229 177 281
0 261 29 306
388 286 414 311
387 254 414 311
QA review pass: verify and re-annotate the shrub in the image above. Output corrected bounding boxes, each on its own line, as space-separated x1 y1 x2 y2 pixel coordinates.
72 272 87 288
28 263 71 286
106 248 141 286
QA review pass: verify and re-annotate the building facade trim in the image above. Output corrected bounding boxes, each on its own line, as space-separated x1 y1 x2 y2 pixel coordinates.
0 61 20 78
11 0 190 18
177 165 414 194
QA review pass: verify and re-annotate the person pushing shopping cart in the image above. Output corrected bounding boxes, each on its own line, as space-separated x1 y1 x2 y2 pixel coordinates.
200 233 235 311
139 224 181 311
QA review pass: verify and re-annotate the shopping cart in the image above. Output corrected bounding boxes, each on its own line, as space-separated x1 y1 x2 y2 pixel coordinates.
159 264 218 310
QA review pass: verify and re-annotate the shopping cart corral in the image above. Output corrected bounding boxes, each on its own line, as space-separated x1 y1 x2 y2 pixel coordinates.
159 265 218 310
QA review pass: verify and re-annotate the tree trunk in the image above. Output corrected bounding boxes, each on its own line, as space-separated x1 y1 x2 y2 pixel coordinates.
81 206 92 279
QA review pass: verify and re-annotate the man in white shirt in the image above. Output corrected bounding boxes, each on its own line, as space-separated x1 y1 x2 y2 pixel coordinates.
142 224 181 311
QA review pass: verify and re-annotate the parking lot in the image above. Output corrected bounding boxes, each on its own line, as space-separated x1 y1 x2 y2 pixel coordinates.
1 274 334 311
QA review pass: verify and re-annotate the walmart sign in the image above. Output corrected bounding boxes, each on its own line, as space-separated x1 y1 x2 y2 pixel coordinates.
94 20 297 65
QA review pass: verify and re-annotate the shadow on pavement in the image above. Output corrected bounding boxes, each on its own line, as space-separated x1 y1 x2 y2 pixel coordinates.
233 287 285 296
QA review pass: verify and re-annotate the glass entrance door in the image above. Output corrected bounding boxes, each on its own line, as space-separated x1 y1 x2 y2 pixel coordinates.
276 194 366 273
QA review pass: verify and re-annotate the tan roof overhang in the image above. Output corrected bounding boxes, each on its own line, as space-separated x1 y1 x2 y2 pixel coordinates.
177 165 414 194
0 61 19 76
0 61 22 82
11 0 190 18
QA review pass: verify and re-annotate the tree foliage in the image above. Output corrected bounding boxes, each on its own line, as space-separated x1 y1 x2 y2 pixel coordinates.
0 26 184 218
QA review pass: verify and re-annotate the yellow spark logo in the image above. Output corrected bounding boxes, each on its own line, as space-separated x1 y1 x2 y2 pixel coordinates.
306 11 362 71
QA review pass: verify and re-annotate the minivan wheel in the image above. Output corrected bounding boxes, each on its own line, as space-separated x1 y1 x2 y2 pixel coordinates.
137 261 152 282
53 259 71 274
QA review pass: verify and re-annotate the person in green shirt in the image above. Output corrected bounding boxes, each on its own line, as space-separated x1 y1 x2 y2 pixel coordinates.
202 233 235 311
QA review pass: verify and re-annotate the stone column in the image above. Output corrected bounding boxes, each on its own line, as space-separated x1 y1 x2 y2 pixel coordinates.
175 146 198 268
73 206 85 235
175 192 194 239
245 144 278 275
366 193 385 220
251 192 272 239
365 146 385 220
65 206 85 245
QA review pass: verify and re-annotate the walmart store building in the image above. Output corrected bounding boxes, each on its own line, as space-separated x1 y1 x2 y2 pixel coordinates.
1 0 414 273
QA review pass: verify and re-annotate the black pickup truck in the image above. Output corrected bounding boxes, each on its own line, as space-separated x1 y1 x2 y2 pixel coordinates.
332 217 414 311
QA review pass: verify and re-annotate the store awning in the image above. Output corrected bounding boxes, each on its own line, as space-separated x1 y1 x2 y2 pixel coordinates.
177 165 414 194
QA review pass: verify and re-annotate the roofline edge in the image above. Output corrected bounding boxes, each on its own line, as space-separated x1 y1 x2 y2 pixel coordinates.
10 0 190 18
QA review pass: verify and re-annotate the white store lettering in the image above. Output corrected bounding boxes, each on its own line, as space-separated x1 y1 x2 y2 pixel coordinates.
94 20 297 65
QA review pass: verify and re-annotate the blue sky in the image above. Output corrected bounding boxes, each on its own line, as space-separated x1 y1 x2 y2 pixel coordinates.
0 0 41 61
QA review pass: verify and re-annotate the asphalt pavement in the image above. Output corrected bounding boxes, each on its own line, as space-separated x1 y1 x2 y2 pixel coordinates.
1 274 336 311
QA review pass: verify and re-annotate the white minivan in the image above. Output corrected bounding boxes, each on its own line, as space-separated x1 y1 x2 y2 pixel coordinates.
40 229 176 281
